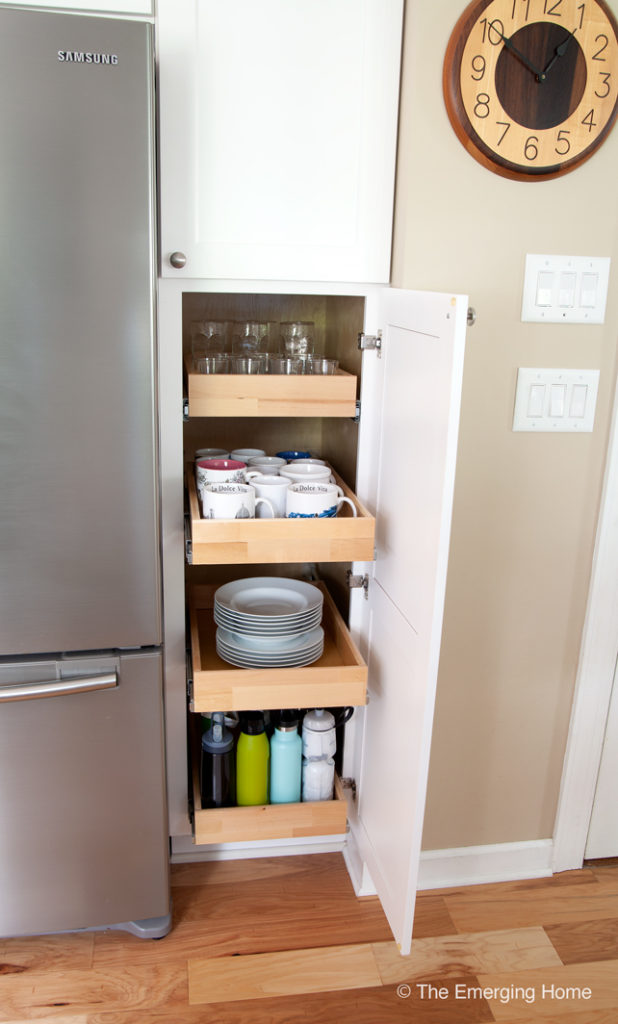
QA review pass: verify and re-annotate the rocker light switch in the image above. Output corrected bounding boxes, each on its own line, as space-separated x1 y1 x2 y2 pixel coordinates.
522 255 610 323
513 368 600 432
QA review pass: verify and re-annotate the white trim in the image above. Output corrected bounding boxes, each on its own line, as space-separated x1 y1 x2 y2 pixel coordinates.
170 833 345 863
552 374 618 873
417 840 554 890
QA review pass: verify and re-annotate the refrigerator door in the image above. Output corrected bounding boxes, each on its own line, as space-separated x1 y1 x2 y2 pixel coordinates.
0 650 169 937
0 10 160 655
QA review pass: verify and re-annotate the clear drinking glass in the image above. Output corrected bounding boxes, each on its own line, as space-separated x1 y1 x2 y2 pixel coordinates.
231 354 267 374
191 321 230 362
194 354 230 374
268 356 305 374
307 357 338 375
231 321 270 354
280 321 314 359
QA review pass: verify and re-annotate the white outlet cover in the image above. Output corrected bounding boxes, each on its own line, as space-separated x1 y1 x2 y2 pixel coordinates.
521 255 610 324
513 368 600 432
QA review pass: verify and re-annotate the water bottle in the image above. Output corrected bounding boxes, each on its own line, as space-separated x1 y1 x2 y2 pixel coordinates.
301 708 336 801
200 712 236 808
236 711 270 806
270 710 302 804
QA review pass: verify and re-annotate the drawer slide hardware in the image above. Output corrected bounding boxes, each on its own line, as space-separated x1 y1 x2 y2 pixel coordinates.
358 330 382 356
347 570 369 598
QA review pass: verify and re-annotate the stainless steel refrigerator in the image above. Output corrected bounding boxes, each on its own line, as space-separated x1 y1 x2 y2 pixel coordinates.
0 7 170 938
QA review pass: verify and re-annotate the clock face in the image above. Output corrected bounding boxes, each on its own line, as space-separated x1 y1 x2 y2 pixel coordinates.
444 0 618 179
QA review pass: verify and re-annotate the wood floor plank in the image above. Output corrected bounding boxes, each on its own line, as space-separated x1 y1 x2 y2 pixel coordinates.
0 965 187 1021
444 886 618 934
187 942 382 1004
493 1011 618 1024
544 918 618 965
413 894 458 938
476 961 618 1019
373 925 562 984
0 935 94 974
81 978 494 1024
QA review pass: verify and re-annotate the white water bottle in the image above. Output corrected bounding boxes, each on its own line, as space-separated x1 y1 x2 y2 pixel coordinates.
301 709 336 801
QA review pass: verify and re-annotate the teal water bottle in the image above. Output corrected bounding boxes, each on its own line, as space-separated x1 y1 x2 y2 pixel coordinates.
236 712 270 806
270 710 302 804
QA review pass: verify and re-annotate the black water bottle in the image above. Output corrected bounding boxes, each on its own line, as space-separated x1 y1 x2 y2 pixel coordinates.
200 712 236 808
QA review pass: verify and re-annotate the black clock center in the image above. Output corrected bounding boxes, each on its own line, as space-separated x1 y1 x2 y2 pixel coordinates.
495 22 587 130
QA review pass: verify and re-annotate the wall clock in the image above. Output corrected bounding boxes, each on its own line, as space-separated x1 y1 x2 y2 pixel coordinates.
443 0 618 180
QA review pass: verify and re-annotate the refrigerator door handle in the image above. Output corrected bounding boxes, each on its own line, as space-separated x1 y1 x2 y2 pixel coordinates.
0 673 118 703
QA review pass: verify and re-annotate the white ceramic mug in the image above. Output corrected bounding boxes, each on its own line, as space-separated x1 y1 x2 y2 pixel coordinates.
247 455 287 475
201 482 275 520
194 447 230 462
246 474 291 518
196 458 246 498
286 482 357 519
230 448 266 463
280 463 335 485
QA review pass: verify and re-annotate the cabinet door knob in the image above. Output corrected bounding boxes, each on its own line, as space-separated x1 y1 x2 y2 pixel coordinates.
169 251 187 269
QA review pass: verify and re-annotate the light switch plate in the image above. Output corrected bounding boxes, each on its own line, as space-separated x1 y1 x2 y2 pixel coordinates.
513 368 600 432
521 255 610 324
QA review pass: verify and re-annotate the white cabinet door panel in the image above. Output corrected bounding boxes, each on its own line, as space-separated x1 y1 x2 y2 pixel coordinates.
158 0 402 282
348 288 468 953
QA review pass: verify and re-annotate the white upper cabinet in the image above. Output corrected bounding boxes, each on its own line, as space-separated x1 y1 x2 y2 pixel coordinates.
1 1 153 11
157 0 403 282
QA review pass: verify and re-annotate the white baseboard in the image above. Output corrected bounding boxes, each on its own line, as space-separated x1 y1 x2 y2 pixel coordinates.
170 832 346 862
417 839 554 890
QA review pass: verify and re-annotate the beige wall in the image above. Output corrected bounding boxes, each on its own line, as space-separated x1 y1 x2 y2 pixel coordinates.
392 1 618 850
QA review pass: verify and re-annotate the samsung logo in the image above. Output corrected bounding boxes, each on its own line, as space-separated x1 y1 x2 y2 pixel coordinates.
57 51 119 65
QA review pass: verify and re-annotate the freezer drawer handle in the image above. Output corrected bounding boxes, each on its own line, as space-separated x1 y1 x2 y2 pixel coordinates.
0 672 118 703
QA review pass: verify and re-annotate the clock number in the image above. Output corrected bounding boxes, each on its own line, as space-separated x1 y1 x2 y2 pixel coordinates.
555 130 571 155
480 17 505 44
470 54 486 81
474 93 491 118
593 34 609 61
496 121 511 145
543 0 563 16
581 108 598 132
576 3 585 31
524 136 539 160
511 0 531 19
595 72 612 98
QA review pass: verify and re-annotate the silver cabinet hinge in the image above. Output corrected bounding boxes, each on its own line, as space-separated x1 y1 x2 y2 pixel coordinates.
341 777 357 800
184 514 193 564
358 330 382 356
183 397 189 421
347 570 369 597
352 399 361 423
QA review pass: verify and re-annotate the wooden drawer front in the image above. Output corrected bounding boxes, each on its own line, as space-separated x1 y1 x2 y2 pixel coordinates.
189 582 367 713
186 467 375 565
193 771 347 845
186 366 357 418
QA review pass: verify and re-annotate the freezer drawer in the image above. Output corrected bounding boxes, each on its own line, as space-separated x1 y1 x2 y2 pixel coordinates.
0 650 169 937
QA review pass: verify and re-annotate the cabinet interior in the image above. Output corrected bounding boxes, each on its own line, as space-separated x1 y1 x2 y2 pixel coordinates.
182 290 368 838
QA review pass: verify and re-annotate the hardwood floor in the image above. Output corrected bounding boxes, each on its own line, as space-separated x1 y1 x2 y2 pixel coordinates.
1 854 617 1022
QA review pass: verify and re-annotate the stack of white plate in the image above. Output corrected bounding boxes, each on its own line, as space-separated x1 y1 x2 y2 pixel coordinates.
214 577 324 668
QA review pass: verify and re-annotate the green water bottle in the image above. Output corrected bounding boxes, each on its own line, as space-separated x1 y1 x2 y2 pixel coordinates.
236 711 270 806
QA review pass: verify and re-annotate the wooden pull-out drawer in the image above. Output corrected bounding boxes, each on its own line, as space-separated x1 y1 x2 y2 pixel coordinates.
189 581 367 713
186 467 375 565
186 364 357 418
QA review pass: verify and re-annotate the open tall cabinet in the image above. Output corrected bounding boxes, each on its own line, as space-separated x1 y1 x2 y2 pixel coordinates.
157 0 468 956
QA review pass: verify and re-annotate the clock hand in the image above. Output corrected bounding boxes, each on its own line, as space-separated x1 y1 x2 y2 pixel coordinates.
490 22 545 80
541 27 578 77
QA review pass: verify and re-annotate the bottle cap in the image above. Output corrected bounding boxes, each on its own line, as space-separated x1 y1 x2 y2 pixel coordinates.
241 711 266 735
201 712 234 753
302 708 335 732
274 709 300 732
